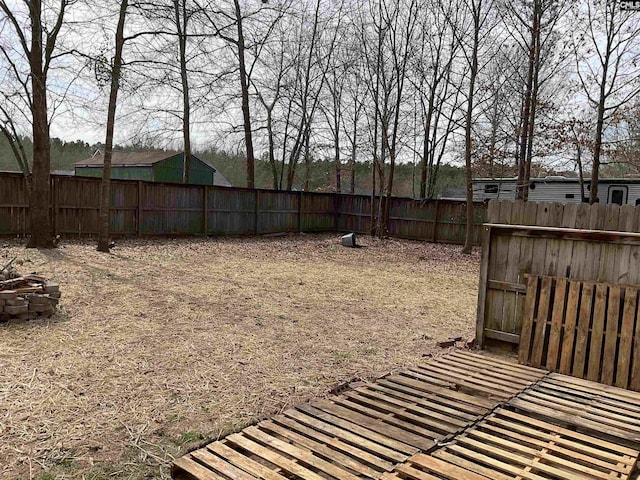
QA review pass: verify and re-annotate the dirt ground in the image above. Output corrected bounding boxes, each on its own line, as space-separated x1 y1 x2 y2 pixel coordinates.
0 234 480 480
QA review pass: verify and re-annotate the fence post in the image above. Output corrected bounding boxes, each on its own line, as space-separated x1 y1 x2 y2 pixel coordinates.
475 225 492 348
52 175 58 236
432 200 440 243
254 190 259 235
136 180 142 236
298 191 303 233
203 185 208 236
334 193 339 231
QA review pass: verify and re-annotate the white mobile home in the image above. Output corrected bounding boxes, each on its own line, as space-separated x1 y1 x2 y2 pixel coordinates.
466 177 640 206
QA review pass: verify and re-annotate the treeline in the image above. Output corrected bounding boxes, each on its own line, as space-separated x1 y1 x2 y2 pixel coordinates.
0 135 465 197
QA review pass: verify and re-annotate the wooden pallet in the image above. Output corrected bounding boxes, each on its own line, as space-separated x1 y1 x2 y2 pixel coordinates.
407 408 639 480
172 351 543 480
519 275 640 391
407 351 546 401
510 372 640 449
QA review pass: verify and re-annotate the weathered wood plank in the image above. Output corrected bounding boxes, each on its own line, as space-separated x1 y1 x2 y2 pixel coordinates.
559 280 581 375
518 276 539 365
602 285 622 385
617 288 638 389
530 276 553 367
586 282 607 382
503 201 524 334
572 282 594 378
545 277 567 371
476 225 492 348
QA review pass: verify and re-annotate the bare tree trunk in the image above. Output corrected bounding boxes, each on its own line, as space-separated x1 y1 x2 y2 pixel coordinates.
175 0 191 183
420 95 434 199
0 0 68 248
462 0 481 255
97 0 128 252
304 132 311 191
515 3 539 202
370 5 382 237
266 108 278 189
382 128 393 236
350 114 357 194
27 0 53 248
488 94 499 178
523 10 542 200
577 144 585 201
590 98 606 204
234 0 255 189
334 129 341 193
590 36 613 204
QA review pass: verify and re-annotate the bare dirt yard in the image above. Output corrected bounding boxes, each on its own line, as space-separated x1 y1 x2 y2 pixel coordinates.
0 234 480 480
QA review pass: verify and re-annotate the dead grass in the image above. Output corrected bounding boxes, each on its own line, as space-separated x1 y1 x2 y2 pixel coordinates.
0 234 480 479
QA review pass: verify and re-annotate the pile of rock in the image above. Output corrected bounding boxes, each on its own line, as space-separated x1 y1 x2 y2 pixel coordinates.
0 258 61 321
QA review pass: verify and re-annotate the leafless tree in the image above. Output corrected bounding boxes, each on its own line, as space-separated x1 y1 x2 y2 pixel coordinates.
473 43 522 178
196 0 290 188
499 0 569 200
320 36 348 193
0 0 72 247
251 20 292 189
98 0 129 252
278 0 343 191
452 0 496 253
411 0 464 199
174 0 192 182
572 1 640 204
360 0 417 235
341 57 366 194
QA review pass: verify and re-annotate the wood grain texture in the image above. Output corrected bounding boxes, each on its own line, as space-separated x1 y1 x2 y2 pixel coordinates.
520 275 640 392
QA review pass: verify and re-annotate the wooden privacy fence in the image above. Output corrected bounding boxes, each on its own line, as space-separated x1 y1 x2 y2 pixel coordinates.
0 172 487 243
477 199 640 348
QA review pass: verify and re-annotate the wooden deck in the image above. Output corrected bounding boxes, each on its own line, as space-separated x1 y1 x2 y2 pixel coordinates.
172 351 640 480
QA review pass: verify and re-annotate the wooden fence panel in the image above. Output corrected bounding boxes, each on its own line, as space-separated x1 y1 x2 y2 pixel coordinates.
206 187 255 235
110 180 138 235
0 173 28 235
433 201 485 244
140 183 203 235
387 198 436 240
56 176 101 235
337 195 372 234
478 199 640 348
256 190 298 234
54 177 138 235
0 172 487 244
300 193 335 232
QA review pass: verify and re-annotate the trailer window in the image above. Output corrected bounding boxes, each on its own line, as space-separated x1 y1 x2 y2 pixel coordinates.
611 190 624 205
565 193 575 199
609 186 627 206
484 184 499 194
